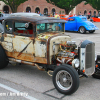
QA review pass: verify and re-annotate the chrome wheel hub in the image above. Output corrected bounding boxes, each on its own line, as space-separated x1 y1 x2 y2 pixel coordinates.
80 27 84 33
56 70 73 90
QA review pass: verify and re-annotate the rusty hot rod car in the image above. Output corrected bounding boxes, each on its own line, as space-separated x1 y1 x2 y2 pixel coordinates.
0 13 96 95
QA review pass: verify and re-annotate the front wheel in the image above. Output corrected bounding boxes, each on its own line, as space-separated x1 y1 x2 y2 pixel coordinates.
53 65 79 95
79 26 86 34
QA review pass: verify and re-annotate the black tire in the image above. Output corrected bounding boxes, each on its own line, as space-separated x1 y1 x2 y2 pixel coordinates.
79 26 86 34
89 30 95 33
0 45 9 69
53 65 79 95
92 71 100 79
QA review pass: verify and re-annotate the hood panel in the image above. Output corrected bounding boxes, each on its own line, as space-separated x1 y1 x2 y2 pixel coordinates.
84 21 94 26
37 32 59 40
49 35 71 64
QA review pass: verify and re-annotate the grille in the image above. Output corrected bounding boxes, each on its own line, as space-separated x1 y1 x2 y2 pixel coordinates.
85 43 95 75
85 43 95 68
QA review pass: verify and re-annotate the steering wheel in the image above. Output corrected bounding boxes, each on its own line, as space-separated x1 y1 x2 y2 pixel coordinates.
23 30 29 34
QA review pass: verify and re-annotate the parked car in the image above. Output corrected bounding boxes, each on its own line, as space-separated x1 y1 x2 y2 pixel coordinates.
0 13 10 23
59 14 69 20
0 13 97 95
65 16 98 34
92 16 100 22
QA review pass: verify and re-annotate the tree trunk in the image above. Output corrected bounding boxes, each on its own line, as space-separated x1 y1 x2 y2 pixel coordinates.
12 8 17 13
10 4 18 13
65 9 70 15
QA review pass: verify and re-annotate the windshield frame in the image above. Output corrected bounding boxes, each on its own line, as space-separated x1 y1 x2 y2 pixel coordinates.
36 22 65 35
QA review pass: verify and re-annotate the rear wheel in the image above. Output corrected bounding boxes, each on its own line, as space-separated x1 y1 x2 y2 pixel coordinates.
92 67 100 79
79 26 86 34
53 65 79 95
92 72 100 79
0 45 9 69
89 30 95 33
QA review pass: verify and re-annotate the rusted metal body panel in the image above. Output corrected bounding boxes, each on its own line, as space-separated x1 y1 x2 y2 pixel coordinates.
1 32 66 64
34 41 46 57
0 34 13 52
49 35 71 64
0 33 49 64
46 34 71 64
7 52 47 64
13 35 34 54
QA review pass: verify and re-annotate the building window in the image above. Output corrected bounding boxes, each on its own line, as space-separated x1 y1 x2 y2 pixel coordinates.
52 8 56 16
26 7 31 12
89 11 91 16
3 5 9 13
35 7 40 14
84 10 87 15
44 8 48 15
94 11 96 17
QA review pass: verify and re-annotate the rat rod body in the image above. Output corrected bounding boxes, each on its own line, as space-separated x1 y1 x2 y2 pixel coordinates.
0 13 96 95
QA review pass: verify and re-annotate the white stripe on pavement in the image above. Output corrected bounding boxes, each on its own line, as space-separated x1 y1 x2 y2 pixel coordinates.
0 83 38 100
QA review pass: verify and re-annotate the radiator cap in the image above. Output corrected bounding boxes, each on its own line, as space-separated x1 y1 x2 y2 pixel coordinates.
81 40 94 48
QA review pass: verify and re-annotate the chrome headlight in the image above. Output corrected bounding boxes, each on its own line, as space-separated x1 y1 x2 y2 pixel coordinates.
72 59 79 68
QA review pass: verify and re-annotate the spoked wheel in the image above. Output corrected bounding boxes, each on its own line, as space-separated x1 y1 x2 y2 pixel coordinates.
53 65 79 95
79 26 86 34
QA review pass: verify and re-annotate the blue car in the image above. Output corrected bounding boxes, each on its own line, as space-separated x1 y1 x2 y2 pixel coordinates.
65 16 98 34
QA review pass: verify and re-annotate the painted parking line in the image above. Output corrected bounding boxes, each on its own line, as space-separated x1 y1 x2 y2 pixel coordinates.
0 83 38 100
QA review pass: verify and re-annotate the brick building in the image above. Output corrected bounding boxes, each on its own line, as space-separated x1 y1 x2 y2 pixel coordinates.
77 1 99 16
0 1 11 13
71 1 99 16
0 1 99 16
17 0 65 15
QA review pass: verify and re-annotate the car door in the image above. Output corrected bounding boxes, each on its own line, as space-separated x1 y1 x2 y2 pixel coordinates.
0 20 14 58
65 18 77 31
12 21 35 62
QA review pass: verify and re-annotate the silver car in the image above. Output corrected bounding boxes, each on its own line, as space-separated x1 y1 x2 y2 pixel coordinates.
0 13 10 23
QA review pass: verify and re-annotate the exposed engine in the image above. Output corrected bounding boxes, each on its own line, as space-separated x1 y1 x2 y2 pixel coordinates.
52 41 79 67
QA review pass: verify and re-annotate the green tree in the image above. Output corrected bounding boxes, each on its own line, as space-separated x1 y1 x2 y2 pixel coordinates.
0 0 28 13
46 0 82 14
86 0 100 11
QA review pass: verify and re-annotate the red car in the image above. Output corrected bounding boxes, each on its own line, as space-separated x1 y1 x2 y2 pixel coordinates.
59 14 69 20
92 17 100 22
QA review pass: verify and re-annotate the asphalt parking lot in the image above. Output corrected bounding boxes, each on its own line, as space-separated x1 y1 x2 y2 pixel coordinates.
0 22 100 100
